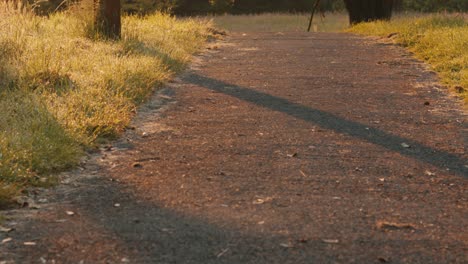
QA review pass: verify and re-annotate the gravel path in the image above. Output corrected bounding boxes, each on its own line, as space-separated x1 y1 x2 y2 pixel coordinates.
1 32 467 264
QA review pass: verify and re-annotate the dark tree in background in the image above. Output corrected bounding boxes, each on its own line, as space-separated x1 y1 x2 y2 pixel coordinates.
174 0 211 15
344 0 394 24
95 0 121 39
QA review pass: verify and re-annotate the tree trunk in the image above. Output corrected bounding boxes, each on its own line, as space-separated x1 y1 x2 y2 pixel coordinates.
344 0 394 24
95 0 121 39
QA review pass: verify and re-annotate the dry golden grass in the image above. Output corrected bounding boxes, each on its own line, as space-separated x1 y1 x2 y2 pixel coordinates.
0 2 211 205
348 14 468 103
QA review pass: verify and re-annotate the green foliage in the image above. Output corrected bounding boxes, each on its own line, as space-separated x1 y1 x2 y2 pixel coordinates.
403 0 468 12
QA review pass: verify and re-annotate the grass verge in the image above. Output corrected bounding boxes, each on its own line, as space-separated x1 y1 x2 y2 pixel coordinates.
0 2 211 207
348 14 468 103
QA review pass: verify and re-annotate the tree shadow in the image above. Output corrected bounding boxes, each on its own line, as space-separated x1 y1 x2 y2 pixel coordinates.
181 73 467 178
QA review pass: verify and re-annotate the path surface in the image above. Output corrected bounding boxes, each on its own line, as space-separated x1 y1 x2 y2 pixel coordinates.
1 32 467 263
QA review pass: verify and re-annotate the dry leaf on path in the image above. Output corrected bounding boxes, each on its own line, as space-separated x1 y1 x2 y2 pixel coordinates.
377 221 416 230
2 238 12 244
0 226 13 233
280 243 294 248
322 239 339 244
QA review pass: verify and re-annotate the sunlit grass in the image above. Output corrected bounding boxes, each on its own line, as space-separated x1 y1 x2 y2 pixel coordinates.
209 12 349 32
348 14 468 103
0 1 211 206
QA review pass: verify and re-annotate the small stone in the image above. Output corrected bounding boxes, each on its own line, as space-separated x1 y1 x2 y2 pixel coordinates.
132 162 143 168
66 211 75 216
401 143 410 148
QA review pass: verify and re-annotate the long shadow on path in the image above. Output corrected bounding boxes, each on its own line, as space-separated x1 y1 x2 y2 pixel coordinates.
182 73 467 178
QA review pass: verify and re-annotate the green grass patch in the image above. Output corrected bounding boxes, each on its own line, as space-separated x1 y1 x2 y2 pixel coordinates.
0 2 211 206
348 14 468 103
209 12 349 33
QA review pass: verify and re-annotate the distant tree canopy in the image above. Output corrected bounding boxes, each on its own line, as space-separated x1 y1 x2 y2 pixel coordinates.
30 0 468 15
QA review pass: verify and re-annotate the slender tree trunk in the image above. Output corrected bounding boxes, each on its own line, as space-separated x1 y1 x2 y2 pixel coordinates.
94 0 121 39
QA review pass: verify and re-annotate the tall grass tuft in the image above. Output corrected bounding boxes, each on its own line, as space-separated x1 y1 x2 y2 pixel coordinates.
0 1 211 205
348 14 468 103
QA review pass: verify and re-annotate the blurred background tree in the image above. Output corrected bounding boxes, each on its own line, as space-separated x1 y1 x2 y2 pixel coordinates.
29 0 468 15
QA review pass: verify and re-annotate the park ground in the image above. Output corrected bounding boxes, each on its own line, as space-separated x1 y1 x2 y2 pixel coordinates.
0 29 466 263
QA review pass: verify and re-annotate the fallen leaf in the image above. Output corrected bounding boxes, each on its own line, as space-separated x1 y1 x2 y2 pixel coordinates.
252 197 272 205
378 256 390 263
455 86 465 93
0 226 13 233
322 239 339 244
287 153 298 158
132 162 143 168
424 170 436 176
387 32 398 38
377 221 416 230
253 199 265 205
2 238 12 244
401 143 410 148
280 243 294 248
216 248 229 258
